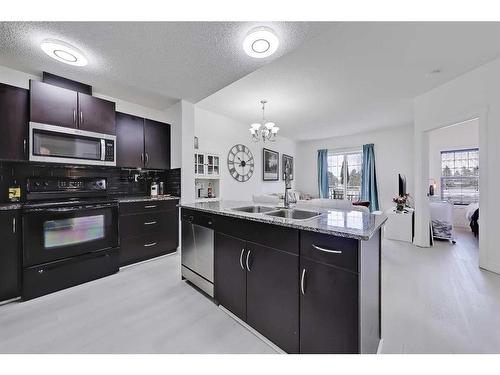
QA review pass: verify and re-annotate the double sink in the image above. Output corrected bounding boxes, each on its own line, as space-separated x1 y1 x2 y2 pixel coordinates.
231 205 322 221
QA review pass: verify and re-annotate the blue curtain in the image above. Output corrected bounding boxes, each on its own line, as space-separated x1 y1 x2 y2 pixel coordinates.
317 149 329 198
361 144 379 211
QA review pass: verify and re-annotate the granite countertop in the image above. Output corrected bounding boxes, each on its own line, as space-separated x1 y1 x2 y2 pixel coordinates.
0 195 180 209
117 195 180 203
0 202 22 211
181 200 387 241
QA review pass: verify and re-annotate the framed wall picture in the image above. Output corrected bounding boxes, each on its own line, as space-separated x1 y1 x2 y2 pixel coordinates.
282 154 294 180
263 148 279 181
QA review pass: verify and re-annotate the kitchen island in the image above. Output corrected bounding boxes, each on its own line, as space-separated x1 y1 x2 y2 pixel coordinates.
180 201 387 354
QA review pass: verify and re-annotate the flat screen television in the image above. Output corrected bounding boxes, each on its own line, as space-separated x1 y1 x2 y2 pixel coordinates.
398 174 407 196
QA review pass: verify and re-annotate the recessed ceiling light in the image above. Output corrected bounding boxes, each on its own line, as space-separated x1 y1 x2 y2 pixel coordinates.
41 39 88 66
243 27 279 59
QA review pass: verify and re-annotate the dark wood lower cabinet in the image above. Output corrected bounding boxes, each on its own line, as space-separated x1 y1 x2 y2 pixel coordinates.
0 210 21 301
300 257 359 354
119 200 179 266
246 242 299 353
201 208 381 354
214 232 247 321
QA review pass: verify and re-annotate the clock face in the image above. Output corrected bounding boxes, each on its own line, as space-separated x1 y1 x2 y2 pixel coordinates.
227 144 254 182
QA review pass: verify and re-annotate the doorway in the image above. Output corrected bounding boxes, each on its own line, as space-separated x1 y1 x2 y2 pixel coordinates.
426 118 480 256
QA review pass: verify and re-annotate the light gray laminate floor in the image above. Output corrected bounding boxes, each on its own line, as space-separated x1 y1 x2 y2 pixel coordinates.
382 227 500 353
0 253 276 354
0 227 499 353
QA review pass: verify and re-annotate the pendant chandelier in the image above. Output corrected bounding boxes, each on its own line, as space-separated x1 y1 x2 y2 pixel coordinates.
249 100 279 142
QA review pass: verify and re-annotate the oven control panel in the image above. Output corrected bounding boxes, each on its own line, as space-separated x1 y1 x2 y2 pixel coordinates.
28 177 107 193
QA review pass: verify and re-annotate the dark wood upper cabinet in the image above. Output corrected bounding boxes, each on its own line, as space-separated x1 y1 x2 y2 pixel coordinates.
116 113 171 170
30 80 78 128
116 112 145 169
144 119 170 169
215 232 247 321
300 257 359 354
30 80 116 134
77 93 116 134
0 83 28 161
0 210 21 302
246 242 299 353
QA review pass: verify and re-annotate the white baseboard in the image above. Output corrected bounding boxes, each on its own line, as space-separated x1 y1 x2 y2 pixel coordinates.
119 250 178 270
219 305 286 354
377 339 384 354
0 296 21 307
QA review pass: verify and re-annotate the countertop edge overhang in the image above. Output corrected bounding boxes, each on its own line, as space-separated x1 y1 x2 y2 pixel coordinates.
180 201 387 241
0 195 180 211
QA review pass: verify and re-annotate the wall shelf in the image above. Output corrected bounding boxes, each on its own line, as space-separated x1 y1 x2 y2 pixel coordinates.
194 150 221 201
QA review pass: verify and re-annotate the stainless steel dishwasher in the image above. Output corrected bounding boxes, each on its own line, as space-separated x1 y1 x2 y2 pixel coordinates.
181 211 214 297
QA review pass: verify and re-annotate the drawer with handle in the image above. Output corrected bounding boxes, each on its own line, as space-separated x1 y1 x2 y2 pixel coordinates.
119 231 174 266
300 230 359 272
119 211 166 239
119 199 178 215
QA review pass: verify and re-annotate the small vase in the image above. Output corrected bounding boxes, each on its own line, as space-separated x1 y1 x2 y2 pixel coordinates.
396 204 405 213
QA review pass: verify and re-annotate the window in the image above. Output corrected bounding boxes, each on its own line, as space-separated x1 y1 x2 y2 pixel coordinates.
441 148 479 205
327 149 363 201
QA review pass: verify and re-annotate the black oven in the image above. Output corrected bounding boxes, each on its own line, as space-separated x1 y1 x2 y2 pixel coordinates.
22 201 118 267
21 177 120 300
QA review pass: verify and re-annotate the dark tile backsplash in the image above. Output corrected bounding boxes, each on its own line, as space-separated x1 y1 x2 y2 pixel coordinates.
0 161 181 203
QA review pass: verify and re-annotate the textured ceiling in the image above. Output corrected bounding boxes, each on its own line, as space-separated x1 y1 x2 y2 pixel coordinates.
197 22 500 140
0 21 333 109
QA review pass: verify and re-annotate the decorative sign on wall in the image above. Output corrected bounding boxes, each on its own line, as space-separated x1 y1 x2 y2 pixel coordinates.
227 144 254 182
282 154 294 181
263 148 279 181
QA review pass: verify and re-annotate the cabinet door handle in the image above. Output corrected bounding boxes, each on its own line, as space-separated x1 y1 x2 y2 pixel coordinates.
144 205 157 209
312 244 342 254
141 153 144 164
73 109 77 124
246 250 251 272
144 242 157 247
23 139 27 154
239 249 245 270
12 217 16 234
301 269 306 295
145 153 149 165
144 221 157 225
80 111 83 124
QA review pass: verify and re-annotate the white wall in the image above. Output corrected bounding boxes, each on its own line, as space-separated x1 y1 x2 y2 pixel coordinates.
295 124 414 211
414 57 500 274
181 101 196 204
163 101 182 169
194 106 297 202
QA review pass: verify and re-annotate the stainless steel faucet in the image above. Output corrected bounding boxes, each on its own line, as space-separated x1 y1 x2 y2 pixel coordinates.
284 159 292 208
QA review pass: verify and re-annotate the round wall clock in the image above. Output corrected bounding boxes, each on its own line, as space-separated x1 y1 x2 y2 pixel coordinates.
227 144 254 182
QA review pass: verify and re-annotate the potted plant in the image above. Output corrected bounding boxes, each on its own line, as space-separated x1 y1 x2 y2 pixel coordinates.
393 193 410 213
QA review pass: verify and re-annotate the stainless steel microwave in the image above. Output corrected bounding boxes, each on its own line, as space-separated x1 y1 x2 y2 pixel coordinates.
29 122 116 166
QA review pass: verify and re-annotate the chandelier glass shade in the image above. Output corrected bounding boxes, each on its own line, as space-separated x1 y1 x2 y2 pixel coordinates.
249 100 279 142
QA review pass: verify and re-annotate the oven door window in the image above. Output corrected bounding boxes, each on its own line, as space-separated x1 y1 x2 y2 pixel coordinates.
44 215 105 249
33 130 102 161
23 206 119 267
